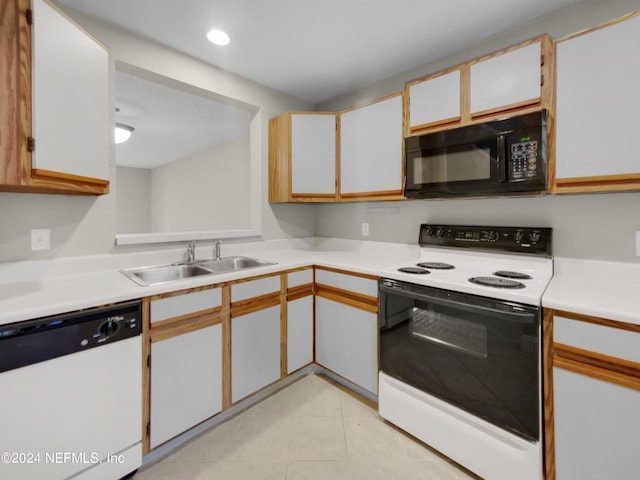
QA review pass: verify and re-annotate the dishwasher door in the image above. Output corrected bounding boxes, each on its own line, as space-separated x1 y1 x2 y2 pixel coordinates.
0 301 142 480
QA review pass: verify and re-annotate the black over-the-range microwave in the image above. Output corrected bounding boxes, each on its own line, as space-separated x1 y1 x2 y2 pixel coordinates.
404 110 547 198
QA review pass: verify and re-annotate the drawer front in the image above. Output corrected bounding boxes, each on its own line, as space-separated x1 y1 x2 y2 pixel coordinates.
554 315 640 364
232 275 281 302
151 288 222 323
287 269 313 288
315 269 377 297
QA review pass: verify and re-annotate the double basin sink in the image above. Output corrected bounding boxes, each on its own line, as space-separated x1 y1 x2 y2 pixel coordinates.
121 256 277 287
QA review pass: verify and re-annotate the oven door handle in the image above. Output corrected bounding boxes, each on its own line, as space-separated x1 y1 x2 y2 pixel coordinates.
381 284 538 325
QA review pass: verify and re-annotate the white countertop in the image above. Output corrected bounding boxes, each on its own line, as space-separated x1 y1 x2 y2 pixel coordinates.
542 256 640 325
2 238 639 327
0 238 418 326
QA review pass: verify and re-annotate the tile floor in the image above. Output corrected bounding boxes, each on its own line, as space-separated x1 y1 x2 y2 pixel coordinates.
134 374 480 480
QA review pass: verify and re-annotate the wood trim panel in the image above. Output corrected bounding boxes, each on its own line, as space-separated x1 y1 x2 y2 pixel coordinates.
287 284 314 301
553 355 640 392
148 282 222 301
280 274 287 378
554 342 640 380
339 190 405 202
407 116 461 136
221 285 232 410
542 309 556 480
31 168 109 191
558 10 640 43
339 91 403 115
141 297 151 455
553 173 640 194
231 292 281 317
314 265 380 281
469 98 541 121
290 193 337 202
551 309 640 334
315 284 378 313
268 113 292 202
150 311 223 343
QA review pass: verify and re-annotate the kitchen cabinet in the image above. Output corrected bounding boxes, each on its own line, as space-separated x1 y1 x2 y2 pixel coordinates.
314 267 378 394
339 93 404 201
231 274 282 403
150 325 222 449
406 69 461 132
405 35 554 136
0 0 110 195
544 310 640 480
144 285 224 453
269 112 337 202
286 268 314 374
554 12 640 193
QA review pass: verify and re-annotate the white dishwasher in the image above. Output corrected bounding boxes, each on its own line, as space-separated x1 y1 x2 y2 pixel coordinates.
0 300 143 480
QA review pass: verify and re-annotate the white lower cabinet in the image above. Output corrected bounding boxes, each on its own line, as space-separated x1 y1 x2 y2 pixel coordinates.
315 297 377 394
232 305 281 403
287 296 314 373
150 324 222 449
553 368 640 479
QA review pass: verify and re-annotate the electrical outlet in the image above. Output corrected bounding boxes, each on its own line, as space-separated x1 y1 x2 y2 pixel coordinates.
361 223 370 236
31 229 50 251
636 231 640 257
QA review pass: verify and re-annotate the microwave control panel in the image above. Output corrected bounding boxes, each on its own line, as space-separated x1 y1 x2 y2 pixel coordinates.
510 140 538 179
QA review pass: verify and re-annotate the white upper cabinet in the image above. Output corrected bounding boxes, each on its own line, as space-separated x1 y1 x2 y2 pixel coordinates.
32 0 109 182
470 41 542 116
339 94 404 198
555 13 640 193
408 69 461 130
291 113 336 195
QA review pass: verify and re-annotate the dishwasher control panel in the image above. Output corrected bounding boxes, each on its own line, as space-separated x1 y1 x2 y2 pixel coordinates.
0 300 142 373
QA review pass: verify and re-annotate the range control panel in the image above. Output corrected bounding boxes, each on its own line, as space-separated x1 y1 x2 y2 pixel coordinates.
419 224 552 256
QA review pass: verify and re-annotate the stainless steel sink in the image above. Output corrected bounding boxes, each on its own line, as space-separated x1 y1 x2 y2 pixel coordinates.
198 256 277 274
121 263 214 287
121 256 277 286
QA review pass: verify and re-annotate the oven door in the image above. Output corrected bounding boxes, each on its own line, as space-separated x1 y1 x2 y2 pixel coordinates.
404 132 507 197
379 278 540 441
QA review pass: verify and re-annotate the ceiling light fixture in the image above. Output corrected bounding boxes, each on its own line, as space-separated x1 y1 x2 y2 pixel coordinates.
114 123 135 144
206 28 230 46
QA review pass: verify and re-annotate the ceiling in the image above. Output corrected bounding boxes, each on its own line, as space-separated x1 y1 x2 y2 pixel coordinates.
55 0 586 104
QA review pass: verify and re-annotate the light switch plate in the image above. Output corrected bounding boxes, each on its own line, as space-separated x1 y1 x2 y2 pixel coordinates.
31 229 50 251
361 223 370 236
636 231 640 257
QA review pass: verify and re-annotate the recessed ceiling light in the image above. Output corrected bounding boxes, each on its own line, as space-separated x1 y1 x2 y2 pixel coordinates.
207 28 230 46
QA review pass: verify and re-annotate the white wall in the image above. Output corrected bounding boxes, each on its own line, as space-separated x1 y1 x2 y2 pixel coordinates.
315 0 640 262
149 135 251 232
0 8 315 262
116 166 151 234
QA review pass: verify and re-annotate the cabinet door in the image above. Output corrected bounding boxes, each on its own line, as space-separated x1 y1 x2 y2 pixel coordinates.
150 324 222 448
470 41 541 116
555 14 640 191
291 113 336 195
553 367 640 480
232 305 281 403
32 0 109 182
339 94 404 197
287 296 313 374
315 297 377 394
408 70 461 131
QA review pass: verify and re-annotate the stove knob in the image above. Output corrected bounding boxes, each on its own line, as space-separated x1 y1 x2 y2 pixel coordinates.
514 231 524 243
489 231 499 242
425 226 434 237
529 231 541 243
480 231 489 242
436 228 444 238
98 320 119 339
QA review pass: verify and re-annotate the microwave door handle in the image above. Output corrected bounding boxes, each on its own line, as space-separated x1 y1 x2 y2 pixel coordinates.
497 135 507 182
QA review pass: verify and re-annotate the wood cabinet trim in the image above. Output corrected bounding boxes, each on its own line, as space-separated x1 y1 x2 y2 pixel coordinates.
150 310 224 343
558 10 640 43
554 342 640 380
339 91 403 116
553 173 640 193
551 309 640 334
542 309 556 480
553 355 640 392
314 265 380 281
315 284 378 313
231 292 281 318
141 297 151 455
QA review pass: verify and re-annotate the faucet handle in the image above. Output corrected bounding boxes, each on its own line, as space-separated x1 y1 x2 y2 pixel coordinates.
214 240 222 261
185 240 196 263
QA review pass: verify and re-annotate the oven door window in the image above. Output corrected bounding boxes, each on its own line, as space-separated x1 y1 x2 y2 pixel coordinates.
380 285 540 441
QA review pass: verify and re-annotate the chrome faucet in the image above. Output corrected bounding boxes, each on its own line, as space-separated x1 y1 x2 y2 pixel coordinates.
185 241 196 263
214 241 222 261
